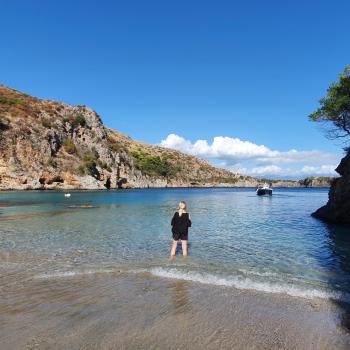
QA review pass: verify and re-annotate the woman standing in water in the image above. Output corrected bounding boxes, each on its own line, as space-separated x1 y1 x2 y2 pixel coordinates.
170 201 191 257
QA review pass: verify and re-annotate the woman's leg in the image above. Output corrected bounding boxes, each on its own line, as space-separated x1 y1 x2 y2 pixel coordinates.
181 240 188 256
170 240 178 256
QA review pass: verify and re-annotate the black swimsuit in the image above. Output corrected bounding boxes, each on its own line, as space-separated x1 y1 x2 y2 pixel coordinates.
171 212 191 241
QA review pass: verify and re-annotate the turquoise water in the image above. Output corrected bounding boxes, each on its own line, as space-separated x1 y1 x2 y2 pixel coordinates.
1 188 350 301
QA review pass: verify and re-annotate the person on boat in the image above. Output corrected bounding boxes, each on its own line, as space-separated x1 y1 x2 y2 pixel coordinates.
170 201 192 257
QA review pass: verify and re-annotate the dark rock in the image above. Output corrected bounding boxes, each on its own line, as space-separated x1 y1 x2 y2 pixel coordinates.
312 152 350 225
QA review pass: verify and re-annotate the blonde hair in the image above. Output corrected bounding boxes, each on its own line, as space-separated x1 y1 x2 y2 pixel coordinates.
178 201 187 216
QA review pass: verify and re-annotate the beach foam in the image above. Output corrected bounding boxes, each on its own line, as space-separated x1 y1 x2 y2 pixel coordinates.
33 266 350 302
149 267 350 302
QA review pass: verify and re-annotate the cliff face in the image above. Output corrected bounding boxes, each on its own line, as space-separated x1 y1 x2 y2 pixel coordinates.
0 85 254 190
0 85 335 190
312 152 350 224
0 86 116 189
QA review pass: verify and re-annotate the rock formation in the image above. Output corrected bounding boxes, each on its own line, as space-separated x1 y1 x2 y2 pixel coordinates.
312 151 350 224
0 85 334 190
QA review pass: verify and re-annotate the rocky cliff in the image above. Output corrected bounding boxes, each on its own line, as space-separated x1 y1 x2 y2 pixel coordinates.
0 85 334 190
312 151 350 224
0 85 253 189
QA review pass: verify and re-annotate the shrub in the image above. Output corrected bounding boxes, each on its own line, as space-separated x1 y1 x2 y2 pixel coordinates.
96 160 109 170
83 153 97 173
78 150 101 175
0 96 21 106
208 176 238 184
47 156 57 167
99 162 112 172
78 165 86 176
131 149 179 177
91 147 99 159
62 138 77 154
260 178 278 183
108 138 125 154
63 114 87 129
71 114 86 128
42 119 52 128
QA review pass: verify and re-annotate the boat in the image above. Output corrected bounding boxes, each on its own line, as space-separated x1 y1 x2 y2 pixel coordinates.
256 183 272 196
64 193 71 198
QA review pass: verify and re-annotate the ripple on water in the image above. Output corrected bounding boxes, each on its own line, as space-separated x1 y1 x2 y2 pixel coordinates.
1 188 349 302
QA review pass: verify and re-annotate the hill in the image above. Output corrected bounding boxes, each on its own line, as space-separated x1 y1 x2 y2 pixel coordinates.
0 86 333 190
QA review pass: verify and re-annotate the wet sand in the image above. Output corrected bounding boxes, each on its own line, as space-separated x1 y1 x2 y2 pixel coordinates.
1 271 350 350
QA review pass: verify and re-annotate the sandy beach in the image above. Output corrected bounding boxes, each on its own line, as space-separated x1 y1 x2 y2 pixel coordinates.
1 270 350 350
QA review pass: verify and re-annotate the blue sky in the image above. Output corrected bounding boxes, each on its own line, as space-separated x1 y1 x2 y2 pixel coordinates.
1 0 349 178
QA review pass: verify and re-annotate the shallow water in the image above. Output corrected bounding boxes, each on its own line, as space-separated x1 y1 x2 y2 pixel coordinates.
1 188 350 301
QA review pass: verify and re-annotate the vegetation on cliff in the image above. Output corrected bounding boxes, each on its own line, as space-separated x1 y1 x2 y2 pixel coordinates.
131 149 180 177
309 67 350 224
309 66 350 141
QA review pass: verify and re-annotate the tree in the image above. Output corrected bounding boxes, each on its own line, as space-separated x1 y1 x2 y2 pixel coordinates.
309 66 350 141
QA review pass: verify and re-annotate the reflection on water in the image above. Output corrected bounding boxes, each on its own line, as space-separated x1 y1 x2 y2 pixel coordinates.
169 280 191 314
327 224 350 277
324 223 350 331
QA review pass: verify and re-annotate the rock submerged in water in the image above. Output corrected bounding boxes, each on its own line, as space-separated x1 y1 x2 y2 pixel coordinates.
312 151 350 225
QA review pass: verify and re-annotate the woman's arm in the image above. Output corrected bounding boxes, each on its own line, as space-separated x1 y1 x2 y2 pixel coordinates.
171 212 176 226
188 213 192 227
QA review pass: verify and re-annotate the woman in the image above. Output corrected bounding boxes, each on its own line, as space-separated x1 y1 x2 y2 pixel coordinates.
170 201 191 257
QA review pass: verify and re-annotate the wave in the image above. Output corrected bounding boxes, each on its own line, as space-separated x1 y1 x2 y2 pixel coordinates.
33 266 350 302
149 267 350 302
237 268 281 278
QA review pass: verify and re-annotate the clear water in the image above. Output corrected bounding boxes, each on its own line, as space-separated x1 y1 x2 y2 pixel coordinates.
1 188 350 301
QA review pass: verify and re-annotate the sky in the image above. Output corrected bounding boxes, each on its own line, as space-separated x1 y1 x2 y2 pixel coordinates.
1 0 350 179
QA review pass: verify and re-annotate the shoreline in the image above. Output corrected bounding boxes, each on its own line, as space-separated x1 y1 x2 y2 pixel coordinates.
0 185 332 192
1 270 350 350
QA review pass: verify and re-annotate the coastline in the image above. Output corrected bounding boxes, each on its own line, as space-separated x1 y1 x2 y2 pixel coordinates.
0 184 332 191
1 270 350 350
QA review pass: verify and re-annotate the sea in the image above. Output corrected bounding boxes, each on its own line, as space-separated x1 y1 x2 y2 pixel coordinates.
1 187 350 302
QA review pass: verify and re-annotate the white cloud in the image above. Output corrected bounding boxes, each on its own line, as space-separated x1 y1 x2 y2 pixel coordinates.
235 165 337 178
300 165 337 175
160 134 275 161
237 165 284 176
159 134 340 178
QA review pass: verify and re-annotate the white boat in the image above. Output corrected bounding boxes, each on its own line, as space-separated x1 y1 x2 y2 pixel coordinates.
256 183 272 196
64 193 71 198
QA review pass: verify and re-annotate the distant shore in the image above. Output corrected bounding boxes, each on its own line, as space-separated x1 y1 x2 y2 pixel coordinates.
0 183 332 191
